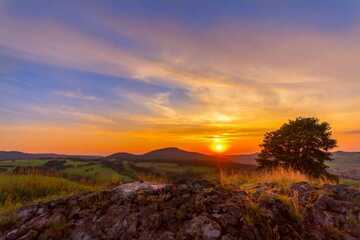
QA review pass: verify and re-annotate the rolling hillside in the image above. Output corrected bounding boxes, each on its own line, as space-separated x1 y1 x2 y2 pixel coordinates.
0 151 101 160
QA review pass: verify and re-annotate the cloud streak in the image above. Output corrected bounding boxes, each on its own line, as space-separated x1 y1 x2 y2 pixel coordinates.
54 91 98 101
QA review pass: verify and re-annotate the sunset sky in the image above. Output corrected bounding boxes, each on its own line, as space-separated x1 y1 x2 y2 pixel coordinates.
1 0 360 155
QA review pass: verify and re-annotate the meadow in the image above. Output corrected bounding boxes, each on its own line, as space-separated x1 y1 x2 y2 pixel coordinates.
0 158 220 212
0 157 359 214
0 174 98 214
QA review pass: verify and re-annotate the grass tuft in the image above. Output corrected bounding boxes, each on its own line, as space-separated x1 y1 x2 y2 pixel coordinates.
220 168 330 189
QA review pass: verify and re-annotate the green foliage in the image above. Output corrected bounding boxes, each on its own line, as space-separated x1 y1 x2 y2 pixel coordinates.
130 161 217 183
340 178 360 190
257 117 337 180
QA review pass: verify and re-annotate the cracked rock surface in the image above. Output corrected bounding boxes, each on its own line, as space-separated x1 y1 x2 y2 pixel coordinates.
1 180 360 240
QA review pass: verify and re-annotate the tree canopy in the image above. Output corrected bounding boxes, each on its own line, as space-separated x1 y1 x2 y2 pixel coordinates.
256 117 337 180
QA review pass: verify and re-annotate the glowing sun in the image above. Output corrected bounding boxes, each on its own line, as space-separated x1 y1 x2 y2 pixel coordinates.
210 138 229 153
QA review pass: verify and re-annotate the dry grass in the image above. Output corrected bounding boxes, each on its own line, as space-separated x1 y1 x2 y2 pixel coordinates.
220 168 330 189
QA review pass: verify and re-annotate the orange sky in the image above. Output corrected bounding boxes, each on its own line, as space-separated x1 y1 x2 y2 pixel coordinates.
0 120 358 156
1 1 360 155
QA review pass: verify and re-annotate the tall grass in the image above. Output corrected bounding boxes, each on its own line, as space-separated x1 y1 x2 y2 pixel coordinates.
0 174 99 213
220 168 330 189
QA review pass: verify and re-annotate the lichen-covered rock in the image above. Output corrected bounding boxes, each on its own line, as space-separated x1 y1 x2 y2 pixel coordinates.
0 180 360 240
290 182 319 208
184 216 221 240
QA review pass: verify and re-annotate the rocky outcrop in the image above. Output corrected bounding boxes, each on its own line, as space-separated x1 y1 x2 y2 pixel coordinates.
1 180 360 240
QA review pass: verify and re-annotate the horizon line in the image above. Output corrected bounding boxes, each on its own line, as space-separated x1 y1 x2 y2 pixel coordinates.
1 147 359 157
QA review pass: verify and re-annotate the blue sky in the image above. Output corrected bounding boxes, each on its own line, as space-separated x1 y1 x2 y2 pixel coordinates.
1 0 360 154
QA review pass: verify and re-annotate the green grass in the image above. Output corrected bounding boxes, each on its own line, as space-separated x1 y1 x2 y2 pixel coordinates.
0 159 48 172
131 161 218 183
0 159 133 185
134 161 215 174
134 162 179 170
339 178 360 189
0 159 48 166
0 174 98 214
63 160 90 167
63 164 130 184
122 161 137 178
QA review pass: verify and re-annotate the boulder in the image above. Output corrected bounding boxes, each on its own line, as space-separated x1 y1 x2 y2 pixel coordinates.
1 180 360 240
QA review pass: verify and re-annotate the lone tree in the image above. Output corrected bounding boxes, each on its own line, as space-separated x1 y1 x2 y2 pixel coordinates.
256 117 337 180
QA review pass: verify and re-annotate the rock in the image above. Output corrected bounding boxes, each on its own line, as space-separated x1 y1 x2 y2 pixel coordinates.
114 181 168 197
1 180 360 240
323 184 360 205
304 191 360 239
290 182 318 208
6 229 19 240
16 206 38 222
68 231 94 240
185 216 221 240
314 195 352 214
157 231 175 240
17 230 38 240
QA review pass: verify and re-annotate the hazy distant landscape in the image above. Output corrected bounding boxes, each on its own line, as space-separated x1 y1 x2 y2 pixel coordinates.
0 148 256 186
1 148 359 185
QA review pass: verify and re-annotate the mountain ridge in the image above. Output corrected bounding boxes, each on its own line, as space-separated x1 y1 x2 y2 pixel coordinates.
0 151 101 160
1 149 359 166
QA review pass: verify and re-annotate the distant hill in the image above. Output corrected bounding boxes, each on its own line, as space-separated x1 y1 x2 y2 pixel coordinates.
107 147 259 165
2 149 359 167
142 147 214 161
332 151 360 163
328 151 360 180
227 151 360 180
226 153 258 165
107 147 214 162
106 152 139 161
0 151 101 160
107 149 360 167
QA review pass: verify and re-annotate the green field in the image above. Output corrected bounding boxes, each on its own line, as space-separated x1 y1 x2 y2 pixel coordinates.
0 159 49 171
63 163 132 184
0 174 98 213
134 162 214 173
0 157 359 213
0 158 223 212
0 158 219 185
0 159 132 184
0 159 133 213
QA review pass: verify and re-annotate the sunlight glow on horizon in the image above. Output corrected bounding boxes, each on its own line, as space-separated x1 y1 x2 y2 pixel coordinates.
210 137 229 154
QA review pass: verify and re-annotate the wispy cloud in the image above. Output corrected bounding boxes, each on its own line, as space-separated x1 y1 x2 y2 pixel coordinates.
342 130 360 135
30 105 115 125
54 90 98 101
